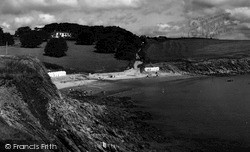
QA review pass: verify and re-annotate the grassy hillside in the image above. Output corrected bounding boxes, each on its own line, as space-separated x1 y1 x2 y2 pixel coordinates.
143 38 250 62
0 41 129 73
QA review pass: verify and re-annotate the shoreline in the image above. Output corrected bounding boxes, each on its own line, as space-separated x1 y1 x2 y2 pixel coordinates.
60 74 250 151
52 71 197 90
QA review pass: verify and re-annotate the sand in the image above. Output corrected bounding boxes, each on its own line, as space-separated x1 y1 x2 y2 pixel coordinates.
52 71 193 91
51 74 97 89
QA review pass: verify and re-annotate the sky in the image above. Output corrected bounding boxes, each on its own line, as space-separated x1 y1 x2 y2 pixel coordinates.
0 0 250 39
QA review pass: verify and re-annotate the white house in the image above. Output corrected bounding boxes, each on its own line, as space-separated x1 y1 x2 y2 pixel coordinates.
48 71 66 77
51 31 71 38
144 67 160 72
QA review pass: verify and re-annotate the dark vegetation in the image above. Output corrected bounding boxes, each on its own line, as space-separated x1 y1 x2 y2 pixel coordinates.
20 30 44 48
30 23 143 61
115 41 137 60
14 26 32 37
44 38 68 57
76 30 95 45
0 27 14 46
95 36 118 53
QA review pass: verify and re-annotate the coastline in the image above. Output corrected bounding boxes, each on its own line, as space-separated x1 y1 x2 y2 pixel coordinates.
58 73 250 151
52 71 197 91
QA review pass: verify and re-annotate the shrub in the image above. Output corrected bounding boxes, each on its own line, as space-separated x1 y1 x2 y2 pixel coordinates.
20 31 43 48
44 38 68 57
76 31 95 45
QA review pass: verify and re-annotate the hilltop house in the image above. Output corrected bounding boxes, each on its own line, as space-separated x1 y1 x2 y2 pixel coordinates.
51 31 72 38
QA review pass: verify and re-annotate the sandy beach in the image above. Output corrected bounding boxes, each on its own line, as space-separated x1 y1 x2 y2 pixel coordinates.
51 70 193 91
51 74 97 89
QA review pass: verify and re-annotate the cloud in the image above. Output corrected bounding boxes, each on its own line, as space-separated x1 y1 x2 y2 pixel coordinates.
226 7 250 21
157 23 181 32
0 0 249 39
108 13 138 25
0 0 143 15
56 0 78 6
1 22 10 29
39 14 56 23
139 22 187 37
187 0 250 9
14 16 34 25
80 0 142 9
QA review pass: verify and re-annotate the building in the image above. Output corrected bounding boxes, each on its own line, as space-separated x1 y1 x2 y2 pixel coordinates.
51 31 71 38
48 71 66 77
144 67 160 72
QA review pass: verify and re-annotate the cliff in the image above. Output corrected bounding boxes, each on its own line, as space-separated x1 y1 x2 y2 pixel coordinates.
149 58 250 76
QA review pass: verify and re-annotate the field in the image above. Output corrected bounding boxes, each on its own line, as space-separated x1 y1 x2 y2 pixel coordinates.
0 41 129 73
143 39 250 62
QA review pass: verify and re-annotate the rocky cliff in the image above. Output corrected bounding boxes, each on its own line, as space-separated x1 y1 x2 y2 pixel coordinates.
151 57 250 76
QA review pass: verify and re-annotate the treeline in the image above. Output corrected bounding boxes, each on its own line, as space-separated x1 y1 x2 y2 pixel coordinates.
40 23 144 60
13 23 145 60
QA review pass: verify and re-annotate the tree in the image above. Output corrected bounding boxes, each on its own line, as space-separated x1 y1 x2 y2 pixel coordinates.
95 36 118 53
76 30 95 45
0 27 3 35
2 33 14 45
15 26 31 37
115 41 138 61
0 27 14 46
20 31 43 48
44 38 68 57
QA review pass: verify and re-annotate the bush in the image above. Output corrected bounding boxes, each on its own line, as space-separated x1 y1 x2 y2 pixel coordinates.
44 38 68 57
76 31 95 45
95 37 118 53
20 31 43 48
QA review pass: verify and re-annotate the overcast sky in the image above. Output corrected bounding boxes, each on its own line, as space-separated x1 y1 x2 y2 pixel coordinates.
0 0 250 39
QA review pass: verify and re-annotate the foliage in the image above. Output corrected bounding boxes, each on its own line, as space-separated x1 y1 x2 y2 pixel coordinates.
36 30 50 41
33 23 143 60
44 38 68 57
95 30 142 60
0 27 3 34
76 30 95 45
95 36 118 53
15 26 32 37
115 41 138 60
0 33 14 46
40 23 141 42
20 31 43 48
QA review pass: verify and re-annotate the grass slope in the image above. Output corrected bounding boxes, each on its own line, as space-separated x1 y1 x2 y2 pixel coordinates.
0 41 128 73
143 39 250 62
